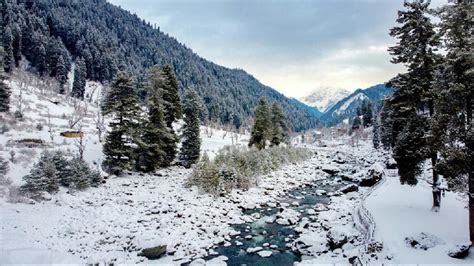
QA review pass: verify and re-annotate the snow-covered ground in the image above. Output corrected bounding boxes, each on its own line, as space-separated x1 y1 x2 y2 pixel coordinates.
1 74 473 264
366 166 472 263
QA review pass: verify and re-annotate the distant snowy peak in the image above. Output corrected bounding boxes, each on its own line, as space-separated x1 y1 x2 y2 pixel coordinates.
333 92 368 116
320 84 393 126
301 87 350 113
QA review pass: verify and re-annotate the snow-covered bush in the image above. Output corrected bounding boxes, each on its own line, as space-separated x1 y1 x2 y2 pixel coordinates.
188 146 312 195
20 151 102 200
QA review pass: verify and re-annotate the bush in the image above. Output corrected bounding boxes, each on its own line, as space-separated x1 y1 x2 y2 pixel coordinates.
187 146 313 195
20 151 103 200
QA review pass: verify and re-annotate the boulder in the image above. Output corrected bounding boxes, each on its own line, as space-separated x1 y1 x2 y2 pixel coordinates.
138 245 167 260
339 184 359 194
360 163 384 187
404 232 445 250
321 165 340 176
327 229 348 250
448 244 470 259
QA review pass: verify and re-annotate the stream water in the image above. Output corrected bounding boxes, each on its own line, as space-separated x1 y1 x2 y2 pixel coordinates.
205 178 349 266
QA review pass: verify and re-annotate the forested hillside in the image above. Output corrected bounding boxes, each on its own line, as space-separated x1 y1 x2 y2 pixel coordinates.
1 0 319 131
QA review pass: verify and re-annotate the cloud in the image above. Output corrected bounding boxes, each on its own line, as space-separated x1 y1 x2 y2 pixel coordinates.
107 0 444 97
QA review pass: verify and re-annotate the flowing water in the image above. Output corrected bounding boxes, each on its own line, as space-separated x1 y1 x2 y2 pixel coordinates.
205 178 348 266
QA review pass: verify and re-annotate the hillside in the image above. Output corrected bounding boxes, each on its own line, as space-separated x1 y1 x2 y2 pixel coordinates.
320 84 392 125
2 0 319 132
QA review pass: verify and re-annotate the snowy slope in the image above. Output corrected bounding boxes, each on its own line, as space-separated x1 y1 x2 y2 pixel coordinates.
300 87 350 113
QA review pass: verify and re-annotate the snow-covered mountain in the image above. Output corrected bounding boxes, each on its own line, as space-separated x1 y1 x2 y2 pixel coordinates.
300 87 351 113
320 84 393 125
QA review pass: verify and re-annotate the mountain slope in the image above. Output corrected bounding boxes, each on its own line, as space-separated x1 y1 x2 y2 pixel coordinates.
300 87 350 113
3 0 318 132
320 84 393 125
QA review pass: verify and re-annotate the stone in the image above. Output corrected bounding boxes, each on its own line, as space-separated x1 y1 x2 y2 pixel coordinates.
448 244 470 259
138 245 167 260
257 250 273 257
246 247 263 253
339 184 359 194
360 163 384 187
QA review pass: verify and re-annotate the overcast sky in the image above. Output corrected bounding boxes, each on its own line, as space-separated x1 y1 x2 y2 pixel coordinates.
107 0 445 98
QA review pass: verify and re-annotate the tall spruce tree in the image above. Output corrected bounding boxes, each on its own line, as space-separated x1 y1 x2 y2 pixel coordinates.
436 0 474 241
0 46 10 113
102 71 140 174
56 55 68 94
136 66 173 172
270 102 286 147
180 89 201 168
249 98 271 150
3 25 14 73
362 100 373 128
388 0 441 207
72 57 87 99
162 65 182 127
373 113 381 149
11 23 21 67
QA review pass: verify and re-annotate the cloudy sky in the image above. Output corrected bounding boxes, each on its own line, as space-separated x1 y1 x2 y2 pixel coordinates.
108 0 445 98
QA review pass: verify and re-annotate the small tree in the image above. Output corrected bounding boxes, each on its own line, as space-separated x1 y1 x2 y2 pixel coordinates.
0 46 11 112
270 102 286 147
249 98 271 150
180 89 201 168
71 57 87 99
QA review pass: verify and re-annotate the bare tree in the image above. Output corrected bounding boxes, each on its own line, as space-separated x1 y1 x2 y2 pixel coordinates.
75 121 86 160
68 99 87 129
47 110 55 142
94 107 106 143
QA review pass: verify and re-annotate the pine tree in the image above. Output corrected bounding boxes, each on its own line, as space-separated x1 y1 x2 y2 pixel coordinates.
351 116 362 133
0 46 11 113
373 113 381 149
0 156 8 181
56 55 69 94
11 23 21 67
136 66 172 172
20 152 60 199
72 57 87 99
435 0 474 240
102 71 141 174
363 100 373 127
270 102 285 147
249 98 271 150
3 25 14 73
180 89 201 168
380 100 394 150
162 65 182 127
388 0 440 207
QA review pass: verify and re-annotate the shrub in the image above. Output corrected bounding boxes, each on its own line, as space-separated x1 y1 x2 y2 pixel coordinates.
187 146 313 195
20 151 103 200
36 123 43 131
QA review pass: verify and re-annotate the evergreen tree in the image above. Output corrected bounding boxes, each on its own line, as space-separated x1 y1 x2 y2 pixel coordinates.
435 0 474 240
56 55 68 94
363 100 373 127
270 102 286 147
3 25 14 73
373 113 381 149
136 66 172 172
11 23 21 67
0 46 11 113
249 98 271 150
102 71 141 174
162 65 182 127
351 116 362 134
72 57 87 99
0 156 8 181
388 0 441 207
180 89 202 168
380 102 393 150
20 152 59 199
393 115 429 185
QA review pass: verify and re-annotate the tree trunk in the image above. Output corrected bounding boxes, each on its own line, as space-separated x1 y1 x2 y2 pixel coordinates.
429 101 441 210
467 94 474 243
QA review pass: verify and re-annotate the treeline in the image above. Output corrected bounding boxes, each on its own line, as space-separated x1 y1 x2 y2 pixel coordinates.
378 0 473 240
1 0 318 132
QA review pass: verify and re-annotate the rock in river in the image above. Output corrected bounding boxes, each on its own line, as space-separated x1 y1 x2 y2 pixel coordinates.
138 245 167 260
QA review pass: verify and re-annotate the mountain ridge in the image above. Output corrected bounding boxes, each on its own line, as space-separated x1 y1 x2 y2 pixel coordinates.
3 0 319 132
